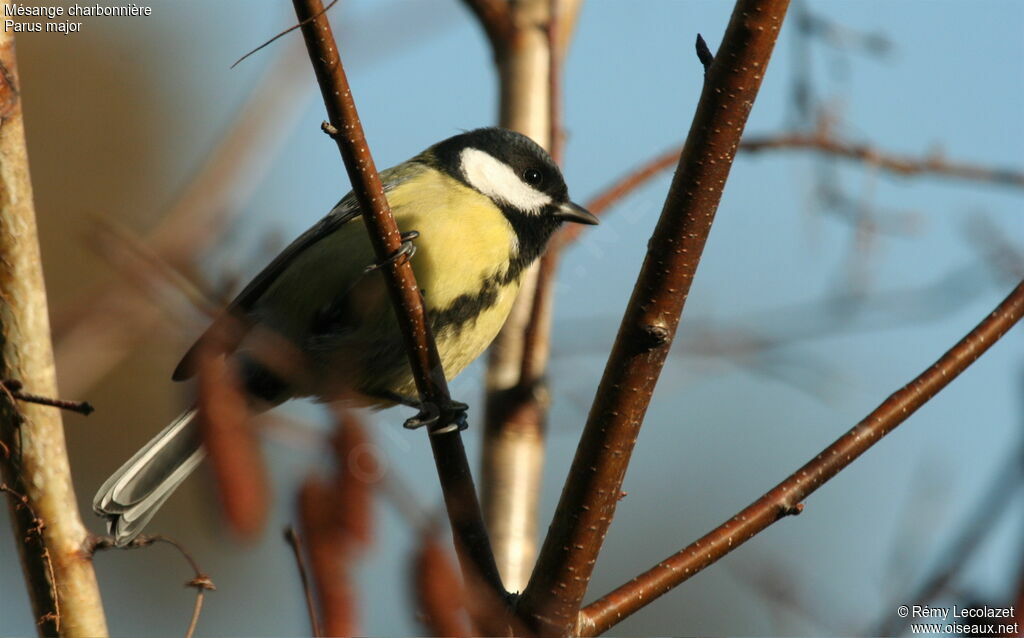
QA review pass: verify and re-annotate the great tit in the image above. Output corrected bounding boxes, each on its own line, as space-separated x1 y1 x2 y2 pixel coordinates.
93 127 598 545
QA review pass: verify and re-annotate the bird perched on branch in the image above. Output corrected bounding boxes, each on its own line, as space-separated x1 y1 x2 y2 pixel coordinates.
94 127 597 545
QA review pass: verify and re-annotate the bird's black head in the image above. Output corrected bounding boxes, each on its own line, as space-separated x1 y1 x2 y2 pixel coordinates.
428 128 597 265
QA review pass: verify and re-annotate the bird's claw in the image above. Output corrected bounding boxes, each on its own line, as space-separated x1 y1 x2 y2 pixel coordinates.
365 230 419 273
403 399 469 435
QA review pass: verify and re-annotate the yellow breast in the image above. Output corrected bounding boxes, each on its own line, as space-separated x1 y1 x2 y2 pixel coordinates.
256 166 524 401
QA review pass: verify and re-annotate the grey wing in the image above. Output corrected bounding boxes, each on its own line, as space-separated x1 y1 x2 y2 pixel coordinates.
171 195 361 381
171 163 422 381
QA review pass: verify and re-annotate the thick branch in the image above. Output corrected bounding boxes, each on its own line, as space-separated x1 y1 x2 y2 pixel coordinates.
517 2 791 634
290 0 504 597
0 17 108 637
580 277 1024 636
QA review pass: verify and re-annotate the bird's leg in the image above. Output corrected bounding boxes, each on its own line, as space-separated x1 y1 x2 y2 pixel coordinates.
370 390 469 434
363 230 419 274
402 398 469 435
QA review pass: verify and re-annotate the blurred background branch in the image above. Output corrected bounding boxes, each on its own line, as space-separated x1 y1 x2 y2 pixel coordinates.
519 1 792 633
467 0 585 593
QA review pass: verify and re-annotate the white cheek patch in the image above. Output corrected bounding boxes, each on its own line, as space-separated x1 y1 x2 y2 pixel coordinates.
459 147 551 215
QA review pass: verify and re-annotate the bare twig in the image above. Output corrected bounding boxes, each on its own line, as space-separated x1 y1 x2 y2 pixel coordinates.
88 534 215 638
517 2 791 634
0 17 109 635
291 0 504 597
579 278 1024 636
285 526 323 638
231 0 339 68
2 380 94 416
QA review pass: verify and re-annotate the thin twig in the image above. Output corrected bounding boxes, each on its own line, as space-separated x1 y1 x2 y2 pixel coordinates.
578 278 1024 636
230 0 338 68
184 587 206 638
1 380 93 416
88 533 216 638
284 526 323 638
517 2 792 634
561 132 1024 249
291 0 504 597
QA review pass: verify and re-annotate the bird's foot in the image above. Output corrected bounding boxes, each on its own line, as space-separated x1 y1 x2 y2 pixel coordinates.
403 399 469 435
364 230 419 273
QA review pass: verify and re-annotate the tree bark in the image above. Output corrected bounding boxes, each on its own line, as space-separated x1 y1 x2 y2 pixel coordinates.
0 19 109 638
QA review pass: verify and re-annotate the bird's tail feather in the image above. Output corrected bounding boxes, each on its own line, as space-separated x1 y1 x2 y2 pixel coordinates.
92 409 206 546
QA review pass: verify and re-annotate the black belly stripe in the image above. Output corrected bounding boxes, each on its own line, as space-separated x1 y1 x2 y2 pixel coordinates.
428 271 508 336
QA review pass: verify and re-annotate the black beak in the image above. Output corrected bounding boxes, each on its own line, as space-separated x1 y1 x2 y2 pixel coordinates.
555 201 599 225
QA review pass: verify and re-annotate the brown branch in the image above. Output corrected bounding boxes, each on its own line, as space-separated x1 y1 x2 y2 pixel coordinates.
579 278 1024 636
291 0 504 597
88 533 215 638
284 526 323 638
517 2 791 635
0 16 109 636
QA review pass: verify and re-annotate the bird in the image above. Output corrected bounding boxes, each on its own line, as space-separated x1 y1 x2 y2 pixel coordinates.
93 127 598 545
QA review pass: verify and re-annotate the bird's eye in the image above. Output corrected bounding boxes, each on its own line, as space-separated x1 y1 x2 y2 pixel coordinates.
522 167 543 187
